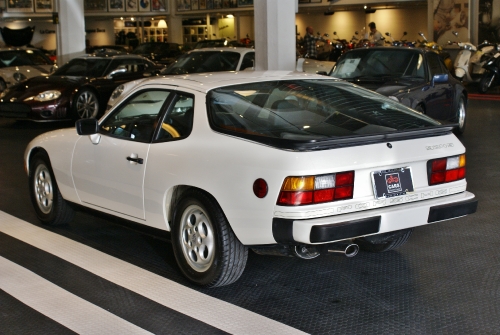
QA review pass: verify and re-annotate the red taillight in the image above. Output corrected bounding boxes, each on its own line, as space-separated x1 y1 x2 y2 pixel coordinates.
429 154 466 185
277 171 354 206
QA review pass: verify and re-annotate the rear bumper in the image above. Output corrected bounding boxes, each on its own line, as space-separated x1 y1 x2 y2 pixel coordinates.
273 191 477 244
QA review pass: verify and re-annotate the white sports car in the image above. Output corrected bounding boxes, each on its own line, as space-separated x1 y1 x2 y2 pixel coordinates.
25 71 477 287
0 47 55 91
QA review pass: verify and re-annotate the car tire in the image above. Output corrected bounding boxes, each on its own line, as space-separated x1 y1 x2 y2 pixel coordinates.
0 78 6 91
479 71 495 94
453 95 466 135
171 189 248 287
72 89 100 120
355 228 413 253
29 151 74 226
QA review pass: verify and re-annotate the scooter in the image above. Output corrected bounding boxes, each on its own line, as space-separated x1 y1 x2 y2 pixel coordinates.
452 31 497 82
478 47 500 93
417 32 454 73
329 32 349 61
385 32 413 47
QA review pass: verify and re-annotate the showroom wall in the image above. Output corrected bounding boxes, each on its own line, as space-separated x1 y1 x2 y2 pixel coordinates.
295 7 428 44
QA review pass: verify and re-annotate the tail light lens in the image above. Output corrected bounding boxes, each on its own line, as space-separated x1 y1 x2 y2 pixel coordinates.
428 154 466 185
277 171 354 206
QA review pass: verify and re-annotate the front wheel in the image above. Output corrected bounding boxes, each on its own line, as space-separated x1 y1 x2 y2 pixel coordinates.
72 89 99 120
171 189 248 287
479 71 495 94
29 152 74 225
355 228 413 253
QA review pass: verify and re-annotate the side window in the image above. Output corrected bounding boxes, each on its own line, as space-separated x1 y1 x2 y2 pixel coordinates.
240 52 255 70
100 90 171 142
427 53 446 77
157 94 194 141
108 59 145 75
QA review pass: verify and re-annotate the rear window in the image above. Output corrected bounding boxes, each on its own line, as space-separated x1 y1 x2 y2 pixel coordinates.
207 79 441 148
331 49 426 80
163 51 241 74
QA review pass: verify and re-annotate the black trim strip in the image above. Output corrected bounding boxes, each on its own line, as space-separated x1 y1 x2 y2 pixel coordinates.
428 198 478 223
310 216 381 243
272 218 295 243
0 232 228 335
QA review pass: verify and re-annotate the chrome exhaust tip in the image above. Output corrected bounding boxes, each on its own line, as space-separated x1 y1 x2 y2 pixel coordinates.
328 243 359 258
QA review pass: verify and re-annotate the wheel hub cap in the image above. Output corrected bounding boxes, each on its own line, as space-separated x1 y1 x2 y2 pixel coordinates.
34 164 53 214
179 205 215 272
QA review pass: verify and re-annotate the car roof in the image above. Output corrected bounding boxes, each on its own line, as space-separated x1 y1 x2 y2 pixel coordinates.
142 70 331 93
187 47 254 54
75 54 146 60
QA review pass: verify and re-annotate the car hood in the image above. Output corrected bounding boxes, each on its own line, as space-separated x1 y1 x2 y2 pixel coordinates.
0 64 52 76
346 78 419 96
2 75 85 100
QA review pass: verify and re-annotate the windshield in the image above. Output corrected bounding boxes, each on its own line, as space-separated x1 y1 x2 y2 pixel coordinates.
208 79 440 144
52 58 111 77
132 43 179 54
162 51 241 75
331 49 425 80
0 50 52 68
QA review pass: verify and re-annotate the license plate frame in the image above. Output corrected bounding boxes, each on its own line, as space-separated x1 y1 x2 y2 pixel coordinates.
371 167 414 199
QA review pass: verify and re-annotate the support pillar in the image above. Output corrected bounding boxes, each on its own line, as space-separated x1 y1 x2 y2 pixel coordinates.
254 0 296 71
55 0 86 65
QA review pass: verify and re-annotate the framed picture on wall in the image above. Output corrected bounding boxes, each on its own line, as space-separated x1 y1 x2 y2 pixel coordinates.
237 0 253 6
7 0 33 12
109 0 125 11
310 0 322 2
84 0 107 11
152 0 168 11
35 0 53 12
177 0 190 11
126 0 138 11
213 0 221 9
199 0 206 9
298 0 310 3
192 0 199 10
206 0 213 9
139 0 151 11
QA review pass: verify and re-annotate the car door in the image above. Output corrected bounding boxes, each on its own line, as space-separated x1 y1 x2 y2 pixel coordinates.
424 52 453 120
71 89 173 220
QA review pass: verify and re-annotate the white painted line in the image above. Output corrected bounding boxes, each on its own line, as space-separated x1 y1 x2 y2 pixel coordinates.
0 211 307 335
0 256 153 335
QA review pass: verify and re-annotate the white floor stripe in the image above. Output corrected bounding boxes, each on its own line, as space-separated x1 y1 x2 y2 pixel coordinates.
0 256 153 335
0 211 307 335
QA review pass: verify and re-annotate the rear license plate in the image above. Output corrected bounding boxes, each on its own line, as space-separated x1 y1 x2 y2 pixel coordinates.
371 167 414 199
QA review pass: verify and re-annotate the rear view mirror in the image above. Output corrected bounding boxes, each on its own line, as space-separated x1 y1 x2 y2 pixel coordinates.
76 118 98 135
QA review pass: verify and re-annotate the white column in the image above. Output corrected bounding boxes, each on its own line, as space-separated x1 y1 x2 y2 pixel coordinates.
254 0 296 71
55 0 86 65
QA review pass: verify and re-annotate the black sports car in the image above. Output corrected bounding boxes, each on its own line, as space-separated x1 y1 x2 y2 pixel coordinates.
0 54 162 121
329 47 467 134
131 42 183 66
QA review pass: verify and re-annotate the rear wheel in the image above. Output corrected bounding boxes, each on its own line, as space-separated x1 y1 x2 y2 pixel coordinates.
453 95 466 135
171 189 248 287
29 152 74 225
72 89 99 120
479 71 495 94
355 228 413 253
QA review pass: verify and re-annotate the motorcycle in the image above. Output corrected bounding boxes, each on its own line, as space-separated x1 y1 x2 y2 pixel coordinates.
417 32 454 73
328 31 349 61
452 31 497 82
478 47 500 93
384 32 414 47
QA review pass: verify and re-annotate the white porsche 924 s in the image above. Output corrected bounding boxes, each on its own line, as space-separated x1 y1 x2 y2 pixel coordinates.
25 71 477 287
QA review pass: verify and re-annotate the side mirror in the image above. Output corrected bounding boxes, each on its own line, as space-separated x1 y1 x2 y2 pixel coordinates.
76 118 98 135
431 74 448 87
106 67 127 79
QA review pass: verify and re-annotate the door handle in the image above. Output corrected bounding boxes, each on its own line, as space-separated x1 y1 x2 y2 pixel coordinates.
127 156 143 164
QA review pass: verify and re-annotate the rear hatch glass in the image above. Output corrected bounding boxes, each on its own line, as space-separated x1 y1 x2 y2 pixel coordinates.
207 79 444 150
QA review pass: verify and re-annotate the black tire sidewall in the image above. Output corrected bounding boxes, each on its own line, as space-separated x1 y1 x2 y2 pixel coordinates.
171 193 224 286
479 72 494 93
454 95 466 135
